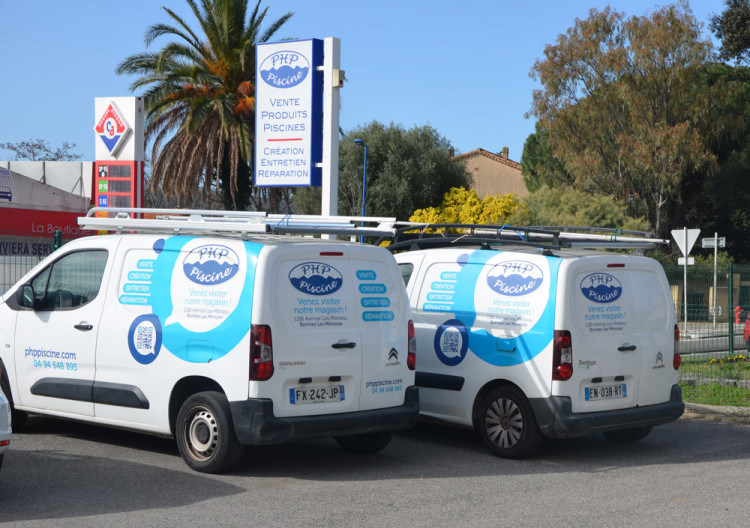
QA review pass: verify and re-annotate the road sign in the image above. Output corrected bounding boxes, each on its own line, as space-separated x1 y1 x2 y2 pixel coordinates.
677 257 694 265
701 237 726 249
671 228 700 256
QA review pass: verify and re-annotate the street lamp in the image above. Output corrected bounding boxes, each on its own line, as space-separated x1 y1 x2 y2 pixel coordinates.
353 139 367 242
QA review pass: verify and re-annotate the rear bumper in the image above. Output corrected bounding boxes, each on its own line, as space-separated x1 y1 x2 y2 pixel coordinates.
530 384 685 438
230 386 420 445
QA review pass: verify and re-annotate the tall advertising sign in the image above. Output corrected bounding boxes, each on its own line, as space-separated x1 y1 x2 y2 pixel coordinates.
255 39 323 187
94 97 145 217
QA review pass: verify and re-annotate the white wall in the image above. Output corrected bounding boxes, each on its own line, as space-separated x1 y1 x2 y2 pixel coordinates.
0 160 92 198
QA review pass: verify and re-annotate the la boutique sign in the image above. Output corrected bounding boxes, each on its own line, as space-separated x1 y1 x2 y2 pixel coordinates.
94 101 131 156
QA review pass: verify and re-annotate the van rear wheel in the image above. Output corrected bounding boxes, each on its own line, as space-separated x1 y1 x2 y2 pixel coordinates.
476 386 542 459
176 392 245 473
603 426 653 443
335 431 392 454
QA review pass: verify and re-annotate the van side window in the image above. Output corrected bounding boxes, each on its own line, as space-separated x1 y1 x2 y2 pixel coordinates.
399 263 414 286
31 250 108 310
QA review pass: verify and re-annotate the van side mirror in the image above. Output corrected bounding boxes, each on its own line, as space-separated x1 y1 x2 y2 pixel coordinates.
20 285 36 309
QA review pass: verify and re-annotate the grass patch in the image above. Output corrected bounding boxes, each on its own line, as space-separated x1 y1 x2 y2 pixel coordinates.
679 354 750 406
680 383 750 407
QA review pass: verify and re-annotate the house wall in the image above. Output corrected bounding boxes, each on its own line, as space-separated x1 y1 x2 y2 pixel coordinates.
458 153 528 199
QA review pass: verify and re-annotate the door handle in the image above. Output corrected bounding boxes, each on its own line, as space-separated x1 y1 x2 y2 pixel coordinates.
74 323 94 331
618 345 637 352
331 342 357 349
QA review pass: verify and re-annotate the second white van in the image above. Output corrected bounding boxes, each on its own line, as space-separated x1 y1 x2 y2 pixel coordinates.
390 225 684 458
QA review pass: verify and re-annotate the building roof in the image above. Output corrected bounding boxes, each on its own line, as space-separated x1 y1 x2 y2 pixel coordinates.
452 148 521 170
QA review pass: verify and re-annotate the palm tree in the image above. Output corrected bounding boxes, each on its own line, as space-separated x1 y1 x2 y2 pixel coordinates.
116 0 292 209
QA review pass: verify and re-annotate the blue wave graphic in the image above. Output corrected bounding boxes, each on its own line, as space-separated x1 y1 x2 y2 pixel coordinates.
487 273 543 296
183 260 239 285
260 66 310 88
581 284 622 303
290 274 342 295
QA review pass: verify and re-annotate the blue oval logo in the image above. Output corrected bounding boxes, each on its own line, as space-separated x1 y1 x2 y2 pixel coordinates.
289 262 343 296
486 260 544 297
580 273 623 303
260 51 310 88
182 244 240 285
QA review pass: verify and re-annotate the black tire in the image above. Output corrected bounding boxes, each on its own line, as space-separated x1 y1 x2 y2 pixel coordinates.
175 392 245 473
475 386 543 459
0 365 27 431
335 431 392 454
0 453 3 473
603 426 653 443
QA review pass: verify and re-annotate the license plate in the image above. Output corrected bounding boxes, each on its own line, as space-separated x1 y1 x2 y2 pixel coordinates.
290 385 345 404
585 384 627 401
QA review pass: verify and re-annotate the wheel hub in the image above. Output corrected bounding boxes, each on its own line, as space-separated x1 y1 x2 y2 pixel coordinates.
186 409 218 460
485 397 523 448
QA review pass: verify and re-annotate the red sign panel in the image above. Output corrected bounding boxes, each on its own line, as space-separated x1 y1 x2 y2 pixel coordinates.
0 208 86 238
94 161 141 217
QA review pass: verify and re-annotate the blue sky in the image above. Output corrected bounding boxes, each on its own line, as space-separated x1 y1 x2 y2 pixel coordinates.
0 1 721 165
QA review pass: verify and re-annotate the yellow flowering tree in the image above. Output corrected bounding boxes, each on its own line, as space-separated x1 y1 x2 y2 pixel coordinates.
410 188 527 226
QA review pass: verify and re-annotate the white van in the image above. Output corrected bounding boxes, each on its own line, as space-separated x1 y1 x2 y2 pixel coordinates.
390 225 683 458
0 209 417 473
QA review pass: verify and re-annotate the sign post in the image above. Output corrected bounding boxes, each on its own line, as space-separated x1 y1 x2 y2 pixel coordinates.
702 233 726 329
672 228 700 333
93 97 145 220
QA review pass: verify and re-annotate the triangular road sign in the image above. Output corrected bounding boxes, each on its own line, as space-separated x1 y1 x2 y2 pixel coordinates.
671 228 700 257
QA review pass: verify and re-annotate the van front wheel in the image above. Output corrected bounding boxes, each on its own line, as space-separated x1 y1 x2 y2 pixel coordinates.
476 386 543 459
176 392 245 473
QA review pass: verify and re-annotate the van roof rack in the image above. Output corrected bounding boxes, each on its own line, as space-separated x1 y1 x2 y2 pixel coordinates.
78 207 398 239
382 223 669 252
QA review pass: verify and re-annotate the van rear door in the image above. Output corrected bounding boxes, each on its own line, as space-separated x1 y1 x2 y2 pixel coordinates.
629 263 678 406
560 256 643 412
255 244 363 417
347 246 412 412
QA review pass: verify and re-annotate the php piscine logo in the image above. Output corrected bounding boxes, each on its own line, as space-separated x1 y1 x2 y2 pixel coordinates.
486 260 544 297
580 273 623 303
289 262 343 296
259 51 310 88
182 244 240 285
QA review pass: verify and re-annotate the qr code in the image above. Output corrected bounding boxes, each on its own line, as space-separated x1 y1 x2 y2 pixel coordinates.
442 329 460 357
137 325 154 351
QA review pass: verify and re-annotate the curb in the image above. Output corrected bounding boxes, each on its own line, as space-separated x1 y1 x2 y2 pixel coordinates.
682 402 750 425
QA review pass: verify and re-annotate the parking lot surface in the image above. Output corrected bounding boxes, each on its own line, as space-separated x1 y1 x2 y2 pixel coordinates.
1 415 749 527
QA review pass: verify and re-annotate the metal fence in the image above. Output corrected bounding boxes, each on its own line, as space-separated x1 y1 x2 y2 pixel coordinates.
664 264 750 407
2 226 748 407
0 228 67 295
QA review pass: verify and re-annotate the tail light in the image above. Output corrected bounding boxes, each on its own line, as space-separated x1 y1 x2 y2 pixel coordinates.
673 324 681 370
407 320 416 371
250 324 274 381
553 330 573 381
